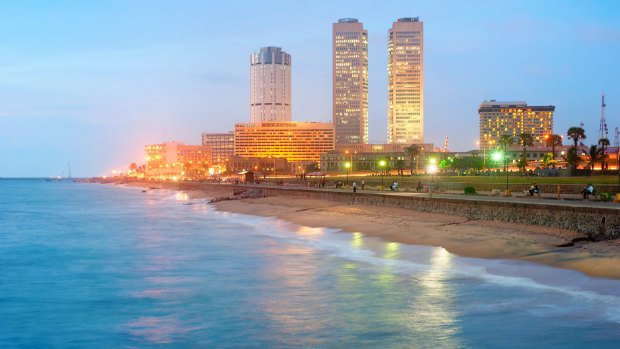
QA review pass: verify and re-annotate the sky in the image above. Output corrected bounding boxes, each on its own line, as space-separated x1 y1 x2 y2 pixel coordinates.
1 0 619 177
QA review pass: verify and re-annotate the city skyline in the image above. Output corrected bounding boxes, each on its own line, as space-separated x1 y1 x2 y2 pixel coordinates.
1 1 618 177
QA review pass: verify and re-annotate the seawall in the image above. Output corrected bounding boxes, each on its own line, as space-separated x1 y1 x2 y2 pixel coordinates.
234 184 619 240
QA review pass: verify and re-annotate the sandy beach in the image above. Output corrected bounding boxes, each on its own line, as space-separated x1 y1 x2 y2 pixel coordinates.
129 182 620 280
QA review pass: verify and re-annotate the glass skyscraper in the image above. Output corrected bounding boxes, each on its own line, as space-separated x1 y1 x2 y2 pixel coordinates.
387 17 424 144
333 18 368 148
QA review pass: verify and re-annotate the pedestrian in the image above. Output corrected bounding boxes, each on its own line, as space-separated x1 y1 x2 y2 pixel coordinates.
528 183 539 196
581 184 594 200
352 181 357 193
361 179 365 190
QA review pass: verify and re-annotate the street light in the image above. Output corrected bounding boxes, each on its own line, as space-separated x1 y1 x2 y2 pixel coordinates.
492 150 508 194
379 160 386 190
428 158 437 196
344 162 351 185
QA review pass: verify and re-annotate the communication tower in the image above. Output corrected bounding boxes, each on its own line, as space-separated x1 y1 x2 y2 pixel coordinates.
599 93 608 141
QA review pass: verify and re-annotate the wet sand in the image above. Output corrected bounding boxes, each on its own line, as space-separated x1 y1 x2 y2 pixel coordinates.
128 182 620 280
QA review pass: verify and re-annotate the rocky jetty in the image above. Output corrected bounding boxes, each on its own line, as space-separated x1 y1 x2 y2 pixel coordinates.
208 189 265 203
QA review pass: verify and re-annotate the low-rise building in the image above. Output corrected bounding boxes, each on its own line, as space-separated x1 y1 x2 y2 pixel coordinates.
145 142 211 179
201 131 234 165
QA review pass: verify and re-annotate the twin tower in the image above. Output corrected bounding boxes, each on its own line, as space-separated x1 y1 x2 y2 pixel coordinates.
250 18 424 147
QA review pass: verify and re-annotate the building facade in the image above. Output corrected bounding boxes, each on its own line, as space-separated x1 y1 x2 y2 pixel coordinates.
250 46 292 123
234 122 334 164
387 17 424 144
145 142 211 179
333 18 369 148
478 100 555 149
201 131 234 165
320 143 434 173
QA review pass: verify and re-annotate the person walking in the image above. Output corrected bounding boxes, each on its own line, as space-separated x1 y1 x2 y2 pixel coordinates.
352 181 357 193
360 179 365 190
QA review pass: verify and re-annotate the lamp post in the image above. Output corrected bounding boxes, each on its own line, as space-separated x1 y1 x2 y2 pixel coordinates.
428 158 437 197
492 150 506 194
476 141 486 170
344 162 351 185
379 160 386 190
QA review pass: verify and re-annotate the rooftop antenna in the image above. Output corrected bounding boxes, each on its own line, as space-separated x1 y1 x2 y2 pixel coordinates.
599 93 608 141
614 127 619 147
443 136 449 152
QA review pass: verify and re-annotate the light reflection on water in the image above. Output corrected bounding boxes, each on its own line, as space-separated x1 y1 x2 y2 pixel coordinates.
2 181 620 348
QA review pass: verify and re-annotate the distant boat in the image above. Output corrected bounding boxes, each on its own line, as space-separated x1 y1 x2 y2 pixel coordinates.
47 161 72 182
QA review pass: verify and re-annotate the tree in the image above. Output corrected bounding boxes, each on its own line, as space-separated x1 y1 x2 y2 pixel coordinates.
518 133 534 173
404 144 420 175
305 162 319 173
564 146 583 172
586 145 603 170
544 134 563 159
567 127 586 147
499 134 514 150
598 138 610 170
395 159 405 176
497 134 514 173
541 153 556 168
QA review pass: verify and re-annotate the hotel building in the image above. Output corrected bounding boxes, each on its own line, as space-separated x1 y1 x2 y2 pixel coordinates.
234 122 334 165
250 46 292 123
478 100 555 149
201 131 234 164
333 18 369 148
387 17 424 144
145 142 212 179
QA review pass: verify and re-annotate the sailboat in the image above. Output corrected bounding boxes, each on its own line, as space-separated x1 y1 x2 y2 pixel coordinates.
46 162 72 182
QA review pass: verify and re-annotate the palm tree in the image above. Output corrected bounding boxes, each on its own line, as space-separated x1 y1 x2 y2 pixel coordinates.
586 145 603 170
404 144 420 175
598 138 610 170
567 127 586 147
497 134 514 174
564 146 582 172
518 133 534 173
545 134 563 159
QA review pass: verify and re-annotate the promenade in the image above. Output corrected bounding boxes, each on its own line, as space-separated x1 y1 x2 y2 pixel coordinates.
252 182 620 211
228 181 620 238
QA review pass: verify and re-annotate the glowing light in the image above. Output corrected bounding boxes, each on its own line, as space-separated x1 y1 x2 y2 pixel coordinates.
492 151 503 161
344 162 351 169
428 164 438 174
351 232 364 248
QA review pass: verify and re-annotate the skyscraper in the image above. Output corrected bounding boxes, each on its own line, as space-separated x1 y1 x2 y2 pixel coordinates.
333 18 368 148
250 46 292 123
387 17 424 144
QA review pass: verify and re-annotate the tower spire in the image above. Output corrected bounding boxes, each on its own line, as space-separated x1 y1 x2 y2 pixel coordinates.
599 93 608 140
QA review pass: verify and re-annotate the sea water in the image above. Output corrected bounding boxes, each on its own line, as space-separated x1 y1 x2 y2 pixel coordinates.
1 179 619 348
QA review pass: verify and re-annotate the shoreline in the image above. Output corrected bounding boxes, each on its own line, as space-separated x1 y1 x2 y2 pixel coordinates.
126 181 620 280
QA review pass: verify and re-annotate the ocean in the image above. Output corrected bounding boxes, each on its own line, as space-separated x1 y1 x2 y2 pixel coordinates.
1 179 620 348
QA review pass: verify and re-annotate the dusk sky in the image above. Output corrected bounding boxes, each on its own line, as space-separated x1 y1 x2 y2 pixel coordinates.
1 0 618 177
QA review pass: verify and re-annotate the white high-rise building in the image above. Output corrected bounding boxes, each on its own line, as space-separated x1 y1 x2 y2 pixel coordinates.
333 18 368 148
387 17 424 144
250 46 292 123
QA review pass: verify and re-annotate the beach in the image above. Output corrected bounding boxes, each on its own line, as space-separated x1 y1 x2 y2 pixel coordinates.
128 182 620 280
